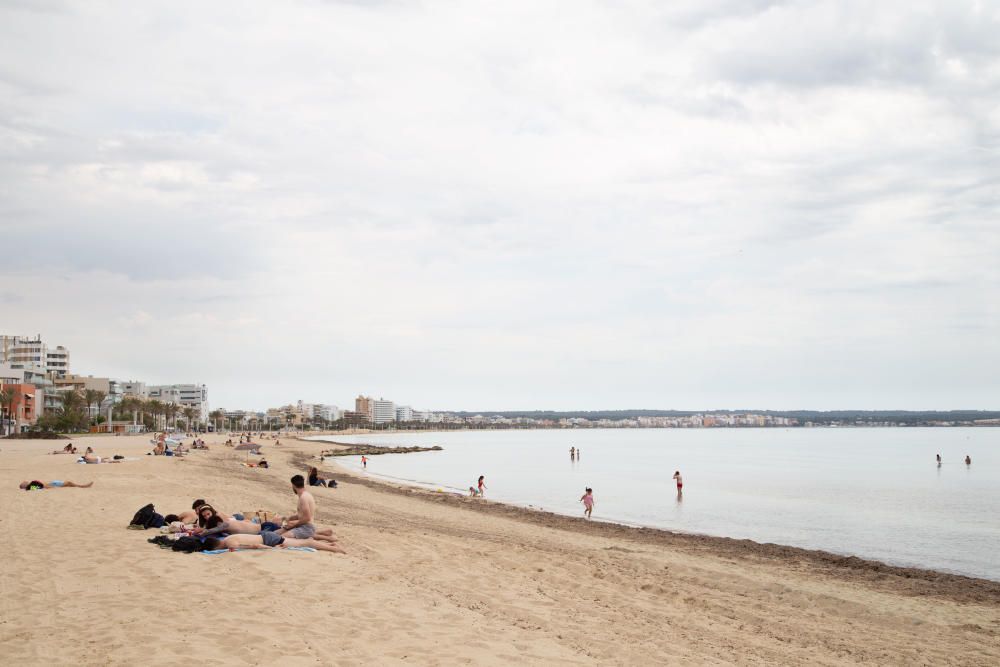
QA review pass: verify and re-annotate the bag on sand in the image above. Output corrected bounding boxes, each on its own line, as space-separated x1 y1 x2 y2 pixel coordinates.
129 503 166 530
171 536 205 553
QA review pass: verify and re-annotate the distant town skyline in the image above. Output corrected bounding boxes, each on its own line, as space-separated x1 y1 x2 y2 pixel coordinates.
2 2 998 411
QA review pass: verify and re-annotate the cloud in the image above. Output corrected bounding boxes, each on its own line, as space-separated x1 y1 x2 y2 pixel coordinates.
0 0 997 410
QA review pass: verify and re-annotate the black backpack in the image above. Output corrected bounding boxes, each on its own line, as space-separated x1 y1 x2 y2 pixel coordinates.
129 503 166 529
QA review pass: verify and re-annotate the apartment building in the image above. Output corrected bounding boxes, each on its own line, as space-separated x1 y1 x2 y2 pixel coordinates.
372 398 396 424
0 334 71 377
147 383 209 421
355 395 373 419
0 383 38 433
395 405 413 422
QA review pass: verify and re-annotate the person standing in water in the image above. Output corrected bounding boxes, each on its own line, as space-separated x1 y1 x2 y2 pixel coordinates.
570 447 575 458
580 487 594 518
936 454 942 465
673 470 683 495
477 475 487 497
361 455 367 469
965 455 972 465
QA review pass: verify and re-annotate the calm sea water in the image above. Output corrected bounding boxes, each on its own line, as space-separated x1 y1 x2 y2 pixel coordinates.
313 428 1000 580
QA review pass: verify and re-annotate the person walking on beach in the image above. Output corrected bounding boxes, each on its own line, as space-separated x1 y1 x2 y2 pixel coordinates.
673 470 683 495
361 455 367 469
580 487 594 518
477 475 487 497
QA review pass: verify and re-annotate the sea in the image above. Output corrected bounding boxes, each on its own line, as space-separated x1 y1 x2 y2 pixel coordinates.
311 427 1000 580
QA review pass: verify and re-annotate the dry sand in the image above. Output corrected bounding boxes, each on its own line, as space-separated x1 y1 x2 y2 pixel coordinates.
0 432 998 666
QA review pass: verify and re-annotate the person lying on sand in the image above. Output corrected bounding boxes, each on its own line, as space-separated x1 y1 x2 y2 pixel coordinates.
20 480 93 490
164 507 199 524
203 533 345 554
83 447 99 463
50 444 77 455
193 516 268 537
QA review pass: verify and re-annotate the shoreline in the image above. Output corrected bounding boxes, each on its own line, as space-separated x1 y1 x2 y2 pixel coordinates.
302 435 1000 593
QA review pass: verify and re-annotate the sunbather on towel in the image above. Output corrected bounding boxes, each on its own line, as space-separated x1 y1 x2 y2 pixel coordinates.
193 517 265 537
20 480 93 490
204 533 345 554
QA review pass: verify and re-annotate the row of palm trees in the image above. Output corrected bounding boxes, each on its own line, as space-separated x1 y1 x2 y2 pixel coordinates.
112 396 203 432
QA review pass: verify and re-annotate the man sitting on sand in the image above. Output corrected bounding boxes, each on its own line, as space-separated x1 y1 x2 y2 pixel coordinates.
20 480 93 490
276 474 319 539
203 533 344 554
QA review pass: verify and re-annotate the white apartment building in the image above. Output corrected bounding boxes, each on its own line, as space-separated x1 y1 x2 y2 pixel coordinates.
121 381 148 399
395 405 413 422
147 383 209 421
0 362 25 384
0 334 71 377
372 398 396 424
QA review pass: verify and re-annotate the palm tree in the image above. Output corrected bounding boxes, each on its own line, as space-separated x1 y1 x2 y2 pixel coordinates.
145 400 163 431
183 406 197 432
209 409 223 433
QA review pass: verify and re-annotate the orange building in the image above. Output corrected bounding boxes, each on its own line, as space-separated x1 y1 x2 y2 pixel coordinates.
1 383 38 433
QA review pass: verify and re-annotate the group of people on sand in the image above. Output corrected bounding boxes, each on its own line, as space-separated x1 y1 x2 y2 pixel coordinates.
47 442 115 463
152 475 345 554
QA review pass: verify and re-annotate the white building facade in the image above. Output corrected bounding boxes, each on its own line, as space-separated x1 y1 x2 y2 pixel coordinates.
372 399 396 424
147 383 209 421
0 334 71 377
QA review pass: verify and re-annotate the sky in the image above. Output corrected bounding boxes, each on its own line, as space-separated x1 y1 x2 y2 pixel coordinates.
1 0 998 412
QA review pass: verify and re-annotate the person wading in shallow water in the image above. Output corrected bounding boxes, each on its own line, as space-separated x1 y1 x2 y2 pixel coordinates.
673 470 683 497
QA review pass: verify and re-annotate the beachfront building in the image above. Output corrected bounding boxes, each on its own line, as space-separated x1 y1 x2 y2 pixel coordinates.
0 334 71 378
355 395 373 419
395 405 413 422
120 381 148 399
0 362 24 385
372 398 396 424
147 383 209 421
0 383 39 433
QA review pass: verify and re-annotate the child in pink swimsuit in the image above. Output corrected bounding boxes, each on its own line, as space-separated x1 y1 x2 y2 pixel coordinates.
580 487 594 518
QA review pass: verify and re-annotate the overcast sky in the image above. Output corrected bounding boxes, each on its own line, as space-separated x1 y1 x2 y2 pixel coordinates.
1 1 998 411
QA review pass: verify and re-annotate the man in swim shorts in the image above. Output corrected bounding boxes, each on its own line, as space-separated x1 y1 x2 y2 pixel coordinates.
19 480 93 490
277 474 323 540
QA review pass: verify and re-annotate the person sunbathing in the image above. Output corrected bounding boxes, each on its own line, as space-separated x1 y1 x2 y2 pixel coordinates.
20 480 93 490
203 533 345 554
192 516 266 537
50 444 77 455
164 509 198 524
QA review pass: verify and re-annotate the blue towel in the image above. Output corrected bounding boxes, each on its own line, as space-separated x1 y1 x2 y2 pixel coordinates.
201 546 318 555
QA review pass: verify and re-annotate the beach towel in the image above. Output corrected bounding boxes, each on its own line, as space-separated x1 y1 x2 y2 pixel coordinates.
201 547 318 555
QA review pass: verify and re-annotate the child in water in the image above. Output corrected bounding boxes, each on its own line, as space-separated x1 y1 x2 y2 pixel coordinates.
580 487 594 518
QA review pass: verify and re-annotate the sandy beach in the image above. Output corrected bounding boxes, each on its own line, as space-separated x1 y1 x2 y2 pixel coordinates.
1 433 998 666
